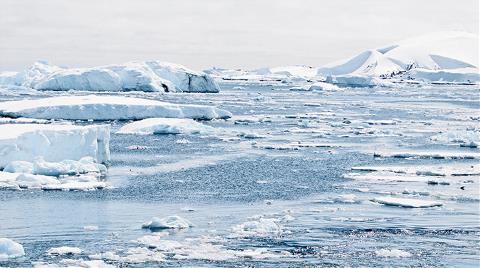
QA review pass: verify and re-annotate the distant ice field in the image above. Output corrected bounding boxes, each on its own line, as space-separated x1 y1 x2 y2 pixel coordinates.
0 82 478 267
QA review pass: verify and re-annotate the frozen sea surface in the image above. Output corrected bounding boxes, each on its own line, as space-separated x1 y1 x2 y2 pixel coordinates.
0 83 479 267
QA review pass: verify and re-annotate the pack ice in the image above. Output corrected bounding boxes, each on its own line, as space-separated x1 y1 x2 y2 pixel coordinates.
0 60 220 93
0 95 232 120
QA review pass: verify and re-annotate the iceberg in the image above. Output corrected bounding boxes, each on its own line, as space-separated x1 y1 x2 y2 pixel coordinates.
117 118 216 135
0 238 25 260
0 95 232 120
0 124 110 168
0 60 220 93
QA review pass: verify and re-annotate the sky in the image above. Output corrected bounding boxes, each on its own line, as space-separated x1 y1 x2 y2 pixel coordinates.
0 0 478 71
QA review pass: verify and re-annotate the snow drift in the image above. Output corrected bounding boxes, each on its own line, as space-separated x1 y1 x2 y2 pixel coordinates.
0 61 220 93
0 95 232 121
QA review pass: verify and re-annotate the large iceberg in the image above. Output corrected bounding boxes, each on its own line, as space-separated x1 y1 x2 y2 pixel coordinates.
0 95 232 120
0 124 110 168
0 60 220 93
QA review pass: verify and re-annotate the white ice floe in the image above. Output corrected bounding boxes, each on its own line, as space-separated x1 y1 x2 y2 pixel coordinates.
205 65 318 82
375 248 412 258
0 124 110 168
83 225 99 231
231 218 282 237
117 118 216 135
0 60 220 93
371 196 443 208
142 216 193 230
0 158 107 190
46 246 82 255
134 235 290 261
0 238 25 260
0 95 231 121
431 131 480 148
34 259 116 268
373 150 480 160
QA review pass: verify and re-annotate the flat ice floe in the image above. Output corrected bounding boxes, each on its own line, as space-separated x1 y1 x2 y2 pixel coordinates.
0 124 110 167
117 118 216 135
371 196 443 208
0 60 220 93
0 238 25 260
0 95 232 120
46 246 82 255
375 248 412 258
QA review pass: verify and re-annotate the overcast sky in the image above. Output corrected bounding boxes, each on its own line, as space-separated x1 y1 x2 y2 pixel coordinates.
1 0 478 71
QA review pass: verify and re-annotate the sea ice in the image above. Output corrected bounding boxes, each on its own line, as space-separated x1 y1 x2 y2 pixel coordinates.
0 238 25 260
46 246 82 255
117 118 216 135
375 248 412 258
0 95 231 120
142 216 193 230
371 196 443 208
231 218 282 237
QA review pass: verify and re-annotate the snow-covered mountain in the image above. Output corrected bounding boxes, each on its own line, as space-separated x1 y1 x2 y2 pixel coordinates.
318 49 403 77
0 61 220 93
317 31 479 83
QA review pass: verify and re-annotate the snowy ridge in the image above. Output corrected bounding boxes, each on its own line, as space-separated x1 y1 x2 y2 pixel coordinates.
0 60 220 93
317 31 479 84
318 50 403 77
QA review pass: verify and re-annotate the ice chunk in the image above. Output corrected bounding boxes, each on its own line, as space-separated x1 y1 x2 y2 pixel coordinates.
0 124 110 168
0 238 25 260
117 118 216 135
0 95 231 120
32 157 107 176
142 216 193 230
0 60 220 93
46 246 82 255
231 218 281 237
83 225 99 231
371 196 443 208
375 248 412 258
